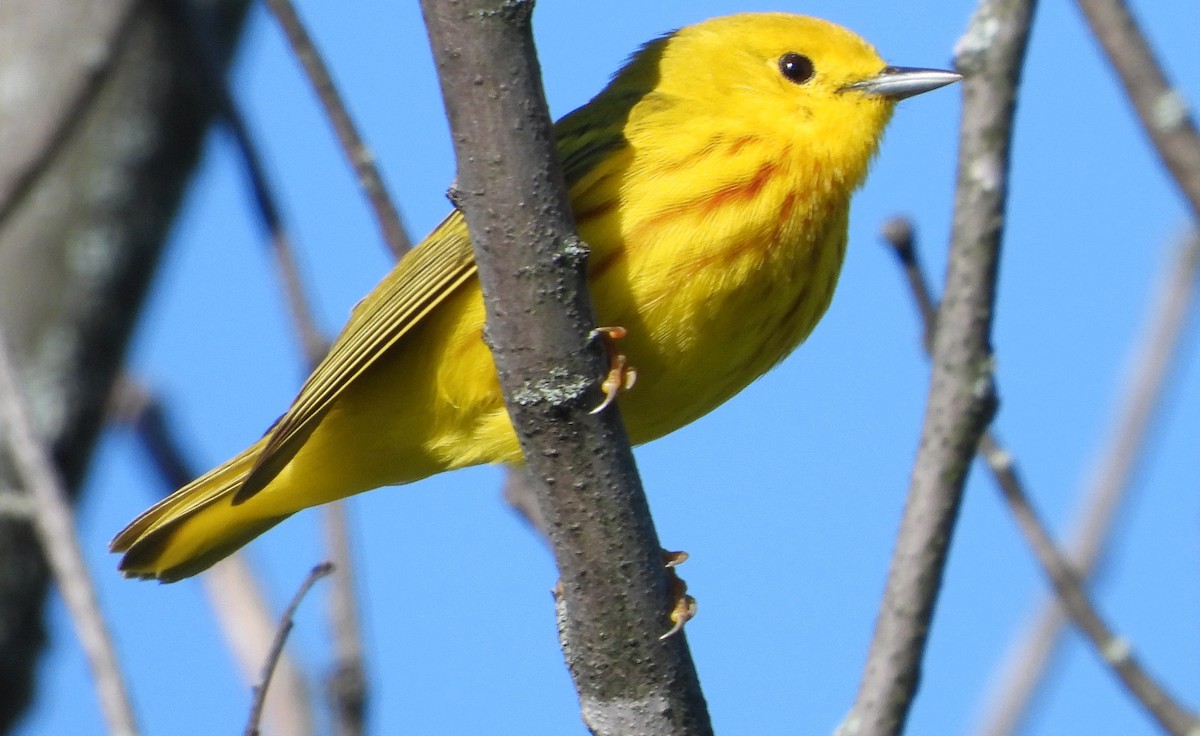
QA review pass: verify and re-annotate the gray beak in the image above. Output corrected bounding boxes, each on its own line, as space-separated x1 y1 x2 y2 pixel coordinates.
844 66 963 100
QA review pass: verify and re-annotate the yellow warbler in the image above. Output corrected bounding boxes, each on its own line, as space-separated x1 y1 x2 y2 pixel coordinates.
113 13 959 581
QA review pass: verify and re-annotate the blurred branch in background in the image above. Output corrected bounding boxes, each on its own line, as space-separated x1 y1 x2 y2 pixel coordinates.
0 331 137 736
843 0 1034 732
1073 0 1200 220
263 0 412 259
977 432 1198 735
975 233 1200 734
197 2 403 729
503 467 549 543
880 222 1200 735
0 1 250 731
178 0 330 364
111 378 316 736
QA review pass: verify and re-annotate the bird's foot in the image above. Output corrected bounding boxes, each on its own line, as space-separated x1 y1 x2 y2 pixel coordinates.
588 326 637 414
659 549 697 640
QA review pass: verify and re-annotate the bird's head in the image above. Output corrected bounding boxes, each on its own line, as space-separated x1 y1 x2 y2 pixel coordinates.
607 13 960 191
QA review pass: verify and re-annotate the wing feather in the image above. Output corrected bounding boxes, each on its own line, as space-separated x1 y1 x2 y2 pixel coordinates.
235 215 477 501
235 98 636 502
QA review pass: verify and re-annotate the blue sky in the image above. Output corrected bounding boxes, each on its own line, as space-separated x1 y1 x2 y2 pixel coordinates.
20 1 1200 735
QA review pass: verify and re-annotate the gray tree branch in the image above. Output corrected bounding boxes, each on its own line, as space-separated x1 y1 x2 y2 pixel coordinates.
263 0 412 259
1074 0 1200 220
976 233 1200 735
0 330 137 735
842 0 1036 733
418 2 712 734
882 221 1200 735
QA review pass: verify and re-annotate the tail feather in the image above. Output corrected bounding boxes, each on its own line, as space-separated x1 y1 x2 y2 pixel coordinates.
111 438 289 582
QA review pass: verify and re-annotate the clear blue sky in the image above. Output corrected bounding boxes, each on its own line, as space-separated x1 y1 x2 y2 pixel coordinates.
20 1 1200 734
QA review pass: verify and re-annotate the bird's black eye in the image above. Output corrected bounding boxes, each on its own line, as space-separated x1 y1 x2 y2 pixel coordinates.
779 52 815 84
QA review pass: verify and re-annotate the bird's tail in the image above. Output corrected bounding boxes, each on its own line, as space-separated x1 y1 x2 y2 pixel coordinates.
110 437 289 582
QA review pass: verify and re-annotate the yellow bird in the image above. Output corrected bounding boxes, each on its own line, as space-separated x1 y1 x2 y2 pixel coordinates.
113 13 960 581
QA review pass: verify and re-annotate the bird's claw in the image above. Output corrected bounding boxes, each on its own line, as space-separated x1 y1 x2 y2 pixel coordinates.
589 326 637 414
659 549 697 640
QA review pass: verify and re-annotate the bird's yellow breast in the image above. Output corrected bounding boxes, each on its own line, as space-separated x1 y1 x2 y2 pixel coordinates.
576 128 852 442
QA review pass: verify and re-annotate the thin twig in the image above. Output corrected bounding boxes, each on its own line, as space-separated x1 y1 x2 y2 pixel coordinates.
880 217 937 351
324 503 368 736
110 377 316 736
261 0 412 259
882 223 1200 734
841 2 1035 733
182 8 374 729
974 232 1200 735
419 3 712 734
0 331 139 736
244 562 334 736
980 438 1199 734
174 0 329 364
1074 0 1200 220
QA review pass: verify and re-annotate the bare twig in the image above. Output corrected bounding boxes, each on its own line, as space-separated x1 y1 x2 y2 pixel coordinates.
981 438 1199 734
174 0 329 364
419 2 711 734
209 562 318 736
182 8 375 729
110 377 316 736
244 563 334 736
1074 0 1200 220
324 503 368 736
880 217 937 350
883 222 1200 734
0 331 138 736
842 2 1035 733
975 232 1200 736
261 0 412 258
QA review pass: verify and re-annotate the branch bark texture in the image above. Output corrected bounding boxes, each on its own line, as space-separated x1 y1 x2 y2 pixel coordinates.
843 1 1036 733
418 2 711 734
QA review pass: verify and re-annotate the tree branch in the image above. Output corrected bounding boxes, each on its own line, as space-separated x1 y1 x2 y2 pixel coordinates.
843 1 1036 733
0 1 250 729
418 2 711 734
1074 0 1200 220
975 231 1200 734
262 0 412 259
881 223 1200 735
980 435 1198 734
243 563 333 736
0 330 137 735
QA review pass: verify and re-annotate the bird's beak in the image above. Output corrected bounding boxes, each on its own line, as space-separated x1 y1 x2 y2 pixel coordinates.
844 66 963 100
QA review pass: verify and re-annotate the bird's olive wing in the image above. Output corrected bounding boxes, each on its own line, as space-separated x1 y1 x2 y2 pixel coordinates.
234 214 477 502
235 108 630 503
